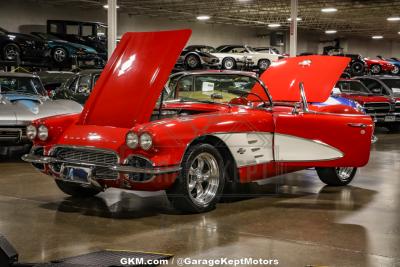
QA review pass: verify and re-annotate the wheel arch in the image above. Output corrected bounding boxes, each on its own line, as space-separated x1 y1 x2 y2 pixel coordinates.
185 134 239 183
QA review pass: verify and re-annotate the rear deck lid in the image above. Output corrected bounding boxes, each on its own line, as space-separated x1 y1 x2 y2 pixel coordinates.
255 56 350 103
79 29 191 127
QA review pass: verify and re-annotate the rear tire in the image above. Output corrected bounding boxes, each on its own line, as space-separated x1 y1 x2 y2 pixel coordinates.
222 58 236 70
370 64 382 74
316 167 357 186
55 179 101 197
52 47 69 64
184 54 201 69
350 62 365 76
166 144 225 213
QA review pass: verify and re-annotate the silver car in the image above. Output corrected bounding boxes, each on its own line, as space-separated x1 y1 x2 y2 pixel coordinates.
0 72 82 156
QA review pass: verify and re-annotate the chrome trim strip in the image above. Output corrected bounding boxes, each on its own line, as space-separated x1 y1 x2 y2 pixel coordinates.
22 154 181 175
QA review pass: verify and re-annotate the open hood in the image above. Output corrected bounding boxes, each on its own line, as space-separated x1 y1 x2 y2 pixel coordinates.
255 56 350 103
78 29 191 128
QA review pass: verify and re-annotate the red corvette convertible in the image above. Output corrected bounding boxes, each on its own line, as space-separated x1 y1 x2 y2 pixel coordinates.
364 58 395 74
22 30 373 213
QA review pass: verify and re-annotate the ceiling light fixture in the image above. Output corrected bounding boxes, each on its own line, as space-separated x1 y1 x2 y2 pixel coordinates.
287 17 302 21
268 23 281 28
321 7 337 13
325 30 337 34
196 15 210 21
372 35 384 39
387 17 400 21
103 4 120 8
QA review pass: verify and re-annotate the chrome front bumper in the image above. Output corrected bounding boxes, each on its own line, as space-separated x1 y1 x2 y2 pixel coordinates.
22 154 181 175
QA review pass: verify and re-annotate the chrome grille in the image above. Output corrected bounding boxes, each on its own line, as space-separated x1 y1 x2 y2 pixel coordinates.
52 147 119 179
0 127 23 141
363 102 391 115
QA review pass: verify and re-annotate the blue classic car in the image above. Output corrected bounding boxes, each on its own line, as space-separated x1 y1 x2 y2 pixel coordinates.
30 32 104 67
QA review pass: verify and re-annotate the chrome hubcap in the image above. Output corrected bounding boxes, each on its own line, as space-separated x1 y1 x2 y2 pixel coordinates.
392 66 399 74
5 46 18 60
335 167 354 181
187 56 198 68
371 65 380 73
54 49 66 62
224 60 234 69
259 60 269 70
187 152 220 206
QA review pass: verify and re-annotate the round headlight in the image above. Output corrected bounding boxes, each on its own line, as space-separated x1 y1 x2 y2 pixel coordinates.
139 133 153 150
26 125 37 140
37 125 48 141
126 132 139 149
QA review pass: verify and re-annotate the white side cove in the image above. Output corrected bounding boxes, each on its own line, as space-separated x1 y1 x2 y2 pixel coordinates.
213 133 274 167
274 133 344 161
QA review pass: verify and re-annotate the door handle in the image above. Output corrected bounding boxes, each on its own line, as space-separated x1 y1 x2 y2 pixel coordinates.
347 123 367 128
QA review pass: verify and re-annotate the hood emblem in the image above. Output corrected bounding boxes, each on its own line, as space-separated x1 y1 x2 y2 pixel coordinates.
299 59 312 67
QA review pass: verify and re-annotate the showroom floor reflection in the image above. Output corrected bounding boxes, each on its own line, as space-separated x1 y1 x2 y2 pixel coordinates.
0 129 399 267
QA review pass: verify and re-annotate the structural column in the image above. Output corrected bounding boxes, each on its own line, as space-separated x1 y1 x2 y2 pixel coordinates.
107 0 117 59
289 0 298 57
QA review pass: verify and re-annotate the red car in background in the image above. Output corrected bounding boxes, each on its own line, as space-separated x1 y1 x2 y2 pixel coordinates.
22 30 373 213
333 79 399 131
364 58 395 75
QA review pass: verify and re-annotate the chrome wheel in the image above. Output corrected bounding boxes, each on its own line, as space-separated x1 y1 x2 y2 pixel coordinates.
258 59 270 70
4 44 19 60
391 66 400 75
371 65 381 74
223 58 235 70
335 167 355 182
187 152 220 207
186 55 199 69
53 48 67 62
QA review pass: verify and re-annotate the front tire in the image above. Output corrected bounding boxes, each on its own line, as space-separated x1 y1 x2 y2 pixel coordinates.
391 65 400 75
316 167 357 186
258 59 271 70
55 179 101 197
3 43 20 61
350 62 365 76
166 144 225 213
52 47 68 64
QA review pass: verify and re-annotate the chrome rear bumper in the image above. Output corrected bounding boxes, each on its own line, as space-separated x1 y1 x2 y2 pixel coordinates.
22 154 181 175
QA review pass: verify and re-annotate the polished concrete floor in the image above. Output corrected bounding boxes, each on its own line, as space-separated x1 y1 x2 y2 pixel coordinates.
0 130 399 267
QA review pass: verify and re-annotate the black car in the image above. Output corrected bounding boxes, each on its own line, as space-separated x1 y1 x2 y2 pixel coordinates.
339 54 367 76
47 20 107 59
176 45 220 70
0 27 48 63
53 69 102 104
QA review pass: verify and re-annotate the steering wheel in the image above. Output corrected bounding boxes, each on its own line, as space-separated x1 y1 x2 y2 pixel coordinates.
229 92 268 108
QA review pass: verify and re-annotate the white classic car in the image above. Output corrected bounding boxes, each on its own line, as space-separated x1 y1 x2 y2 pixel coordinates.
214 45 283 70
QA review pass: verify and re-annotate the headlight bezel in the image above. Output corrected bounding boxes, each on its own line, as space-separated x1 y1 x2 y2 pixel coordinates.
37 124 49 141
126 132 139 149
26 125 37 140
139 133 153 150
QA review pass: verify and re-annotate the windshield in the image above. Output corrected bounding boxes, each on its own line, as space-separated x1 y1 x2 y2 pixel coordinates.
164 74 265 104
0 76 46 96
188 46 216 53
335 81 371 94
381 79 400 97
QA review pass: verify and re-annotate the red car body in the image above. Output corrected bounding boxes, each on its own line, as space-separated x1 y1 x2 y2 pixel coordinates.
364 58 395 74
23 30 373 213
334 79 398 126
